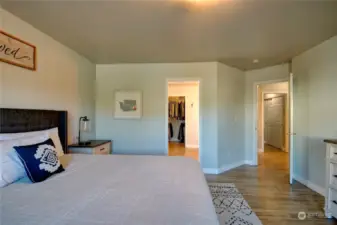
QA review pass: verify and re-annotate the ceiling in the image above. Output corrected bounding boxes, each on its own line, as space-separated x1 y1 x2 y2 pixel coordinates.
2 0 337 70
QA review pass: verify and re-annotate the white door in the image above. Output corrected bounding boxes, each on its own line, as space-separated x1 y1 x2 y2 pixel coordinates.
265 96 285 149
264 99 271 144
289 73 294 184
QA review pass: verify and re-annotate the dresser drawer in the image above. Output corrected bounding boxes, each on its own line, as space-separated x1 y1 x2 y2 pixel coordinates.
330 163 337 186
330 188 337 202
331 199 337 218
93 143 110 155
328 144 337 161
329 189 337 218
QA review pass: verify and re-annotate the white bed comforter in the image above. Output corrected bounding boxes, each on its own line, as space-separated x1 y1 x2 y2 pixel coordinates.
1 155 219 225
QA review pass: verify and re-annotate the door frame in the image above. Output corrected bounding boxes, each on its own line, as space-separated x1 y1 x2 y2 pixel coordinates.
165 78 202 163
261 92 288 152
252 78 292 184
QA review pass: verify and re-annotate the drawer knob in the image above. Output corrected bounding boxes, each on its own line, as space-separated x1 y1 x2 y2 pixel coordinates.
333 200 337 205
334 175 337 178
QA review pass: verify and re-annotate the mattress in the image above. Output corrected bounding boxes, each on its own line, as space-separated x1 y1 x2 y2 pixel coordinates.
1 155 219 225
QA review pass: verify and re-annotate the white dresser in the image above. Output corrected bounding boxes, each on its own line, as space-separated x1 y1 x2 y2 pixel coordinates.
325 139 337 218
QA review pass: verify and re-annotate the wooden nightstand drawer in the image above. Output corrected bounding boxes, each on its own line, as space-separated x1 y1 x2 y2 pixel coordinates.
93 143 111 155
68 140 112 155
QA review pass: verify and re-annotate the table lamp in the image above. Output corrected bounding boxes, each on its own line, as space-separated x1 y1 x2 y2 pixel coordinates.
78 116 91 145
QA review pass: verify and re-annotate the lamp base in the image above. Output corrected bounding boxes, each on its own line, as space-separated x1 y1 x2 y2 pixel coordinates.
78 141 91 146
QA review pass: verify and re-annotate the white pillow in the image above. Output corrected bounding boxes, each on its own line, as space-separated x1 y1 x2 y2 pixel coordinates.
0 128 64 157
0 134 49 187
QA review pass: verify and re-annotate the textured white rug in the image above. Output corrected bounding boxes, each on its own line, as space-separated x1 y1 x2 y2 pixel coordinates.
209 183 263 225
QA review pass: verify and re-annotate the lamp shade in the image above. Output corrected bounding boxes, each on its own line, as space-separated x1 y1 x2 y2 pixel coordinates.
80 117 90 132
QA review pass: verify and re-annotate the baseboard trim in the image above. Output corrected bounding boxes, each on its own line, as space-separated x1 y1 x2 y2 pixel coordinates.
203 168 219 174
203 160 254 174
217 161 246 174
244 160 254 165
293 174 307 184
293 174 325 196
185 145 199 149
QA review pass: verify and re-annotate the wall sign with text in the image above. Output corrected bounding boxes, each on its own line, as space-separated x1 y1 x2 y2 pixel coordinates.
0 31 36 71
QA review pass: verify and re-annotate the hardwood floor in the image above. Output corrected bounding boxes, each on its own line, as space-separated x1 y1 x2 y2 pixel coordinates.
168 142 198 160
206 144 336 225
258 144 289 170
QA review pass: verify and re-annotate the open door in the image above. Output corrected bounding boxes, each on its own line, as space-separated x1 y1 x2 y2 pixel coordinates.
289 72 294 184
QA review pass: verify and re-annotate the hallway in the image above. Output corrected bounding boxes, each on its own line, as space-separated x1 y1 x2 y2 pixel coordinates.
168 142 198 161
258 144 289 171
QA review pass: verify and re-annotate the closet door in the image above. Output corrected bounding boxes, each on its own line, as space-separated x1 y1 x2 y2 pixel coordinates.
264 99 271 145
266 96 285 149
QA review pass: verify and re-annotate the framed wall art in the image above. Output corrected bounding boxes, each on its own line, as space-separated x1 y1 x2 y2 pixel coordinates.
0 30 36 71
114 91 142 119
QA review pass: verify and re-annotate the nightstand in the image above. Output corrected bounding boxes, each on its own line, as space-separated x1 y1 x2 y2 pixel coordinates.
68 140 112 155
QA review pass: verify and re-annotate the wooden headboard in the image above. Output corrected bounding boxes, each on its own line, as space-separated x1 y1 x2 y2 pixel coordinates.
0 108 68 153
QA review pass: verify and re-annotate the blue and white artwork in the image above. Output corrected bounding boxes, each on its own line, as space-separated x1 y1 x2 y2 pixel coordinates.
114 91 142 119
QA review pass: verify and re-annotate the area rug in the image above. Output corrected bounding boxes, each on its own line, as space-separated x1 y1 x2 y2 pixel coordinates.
208 183 263 225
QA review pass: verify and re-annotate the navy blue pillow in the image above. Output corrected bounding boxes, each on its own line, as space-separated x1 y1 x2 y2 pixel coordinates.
14 138 64 183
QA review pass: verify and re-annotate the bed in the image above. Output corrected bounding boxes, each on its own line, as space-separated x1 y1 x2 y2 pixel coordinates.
0 108 219 225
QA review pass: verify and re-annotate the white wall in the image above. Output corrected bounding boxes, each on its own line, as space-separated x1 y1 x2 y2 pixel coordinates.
244 64 289 163
217 62 246 168
95 63 218 169
168 83 199 148
0 9 96 142
77 60 96 141
292 35 337 191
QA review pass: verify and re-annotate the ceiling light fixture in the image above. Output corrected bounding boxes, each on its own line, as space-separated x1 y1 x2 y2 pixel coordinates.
184 0 219 9
188 0 217 3
253 59 259 63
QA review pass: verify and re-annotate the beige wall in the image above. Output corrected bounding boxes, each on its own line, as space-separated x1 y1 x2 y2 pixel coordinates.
0 9 96 143
260 82 288 93
0 6 4 105
168 83 199 148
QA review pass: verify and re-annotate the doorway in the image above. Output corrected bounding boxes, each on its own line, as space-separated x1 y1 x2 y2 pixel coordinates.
166 80 200 161
263 93 288 151
255 81 290 176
